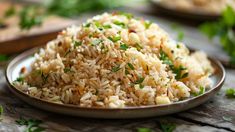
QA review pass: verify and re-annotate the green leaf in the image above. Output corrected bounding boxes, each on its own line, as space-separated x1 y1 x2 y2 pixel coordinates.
222 6 235 27
120 43 129 50
160 122 176 132
225 88 235 98
137 127 152 132
192 86 205 97
16 76 24 83
113 20 126 28
108 36 121 42
127 63 134 70
103 24 112 29
19 6 44 30
134 43 143 51
144 21 152 29
0 54 9 62
134 76 145 84
4 6 16 18
111 65 121 72
73 40 82 47
16 117 45 132
177 30 184 41
64 67 72 73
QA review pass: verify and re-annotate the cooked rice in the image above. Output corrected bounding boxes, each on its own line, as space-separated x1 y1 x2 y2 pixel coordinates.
13 12 214 108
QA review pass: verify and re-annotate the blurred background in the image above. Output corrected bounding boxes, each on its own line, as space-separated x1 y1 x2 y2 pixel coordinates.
0 0 235 67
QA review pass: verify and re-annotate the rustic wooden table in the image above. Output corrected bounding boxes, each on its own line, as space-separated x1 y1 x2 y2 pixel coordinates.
0 3 235 132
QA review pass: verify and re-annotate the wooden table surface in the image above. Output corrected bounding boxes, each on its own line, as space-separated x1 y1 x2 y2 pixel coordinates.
0 3 235 132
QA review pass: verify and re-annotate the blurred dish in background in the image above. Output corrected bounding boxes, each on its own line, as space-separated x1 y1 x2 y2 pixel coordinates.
150 0 235 20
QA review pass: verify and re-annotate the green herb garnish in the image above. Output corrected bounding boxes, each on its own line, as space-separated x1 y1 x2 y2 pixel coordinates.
16 77 24 83
200 6 235 64
16 117 45 132
120 43 129 50
111 65 121 72
117 12 133 19
192 86 205 97
135 43 143 51
64 67 72 73
19 6 44 30
64 49 71 57
73 40 82 47
113 20 126 28
103 24 112 29
144 21 152 29
160 122 176 132
4 5 16 18
137 127 152 132
0 55 9 62
134 76 145 84
127 63 134 70
171 23 184 41
108 36 121 42
159 50 188 80
225 88 235 98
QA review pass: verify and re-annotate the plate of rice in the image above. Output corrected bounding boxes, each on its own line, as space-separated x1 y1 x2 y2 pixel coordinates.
150 0 235 20
6 12 225 118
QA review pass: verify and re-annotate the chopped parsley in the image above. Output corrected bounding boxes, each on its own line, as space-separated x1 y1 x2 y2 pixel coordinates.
111 65 121 72
159 50 188 80
134 76 145 84
176 44 180 48
127 63 134 70
16 117 45 132
225 88 235 98
84 22 91 28
64 67 72 73
137 127 152 132
108 35 121 42
134 43 143 51
173 66 188 80
19 6 44 30
118 12 133 19
120 43 129 50
73 40 82 47
91 39 102 46
4 5 16 18
113 20 126 28
160 122 176 132
103 24 112 29
171 23 184 41
34 70 49 83
15 76 24 83
144 21 152 29
0 54 9 62
192 86 205 97
64 49 71 57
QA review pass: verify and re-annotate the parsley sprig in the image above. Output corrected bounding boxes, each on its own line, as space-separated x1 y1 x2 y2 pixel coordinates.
16 117 45 132
159 50 188 80
160 122 176 132
200 6 235 64
225 88 235 98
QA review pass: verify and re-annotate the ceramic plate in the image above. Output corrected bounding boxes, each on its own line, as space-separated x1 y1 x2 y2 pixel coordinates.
5 47 225 119
150 0 220 20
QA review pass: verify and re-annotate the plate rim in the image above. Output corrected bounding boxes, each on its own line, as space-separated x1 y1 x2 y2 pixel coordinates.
5 47 226 111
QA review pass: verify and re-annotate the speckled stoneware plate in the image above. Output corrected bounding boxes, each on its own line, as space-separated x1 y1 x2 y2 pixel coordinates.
5 47 225 119
150 0 220 20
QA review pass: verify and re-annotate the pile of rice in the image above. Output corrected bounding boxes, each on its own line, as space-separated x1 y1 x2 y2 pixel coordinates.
14 12 214 108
